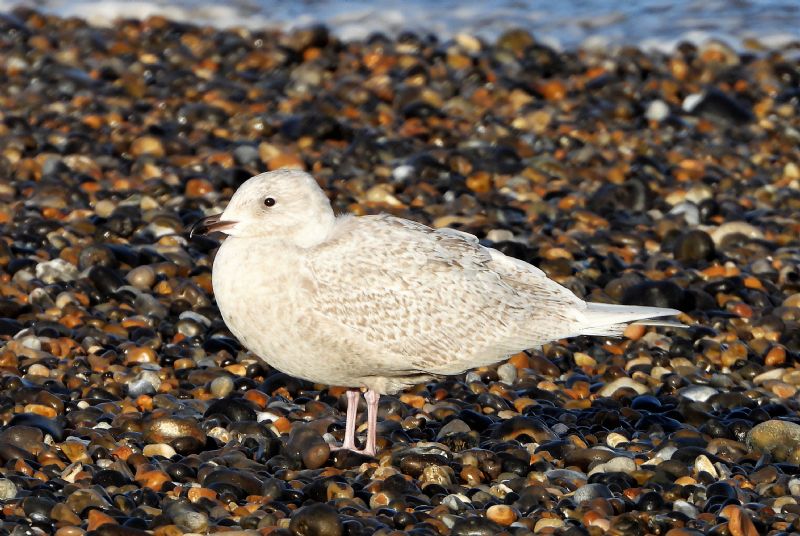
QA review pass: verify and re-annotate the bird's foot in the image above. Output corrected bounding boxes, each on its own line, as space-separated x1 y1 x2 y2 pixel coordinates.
330 387 380 457
329 442 376 457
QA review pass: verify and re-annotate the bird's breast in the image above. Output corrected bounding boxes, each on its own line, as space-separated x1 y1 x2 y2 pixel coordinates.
212 238 314 372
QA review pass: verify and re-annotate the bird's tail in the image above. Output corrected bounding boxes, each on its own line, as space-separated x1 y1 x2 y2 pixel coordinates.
576 302 684 337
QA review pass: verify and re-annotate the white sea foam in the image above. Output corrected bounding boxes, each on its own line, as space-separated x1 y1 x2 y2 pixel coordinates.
0 0 797 51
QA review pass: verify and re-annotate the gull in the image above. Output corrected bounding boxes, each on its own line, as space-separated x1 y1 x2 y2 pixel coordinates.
191 170 682 455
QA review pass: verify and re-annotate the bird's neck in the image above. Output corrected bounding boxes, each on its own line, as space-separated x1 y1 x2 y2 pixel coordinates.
293 212 336 248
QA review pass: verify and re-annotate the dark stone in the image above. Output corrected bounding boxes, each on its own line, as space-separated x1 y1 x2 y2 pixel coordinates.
622 280 686 310
93 469 131 488
631 395 662 412
457 409 493 432
289 502 343 536
673 230 716 264
637 490 666 511
22 496 56 524
89 265 127 298
460 145 523 175
204 397 257 422
8 413 64 441
685 87 754 125
0 318 23 336
396 452 450 478
492 416 555 443
78 245 118 271
449 516 504 536
706 481 737 499
202 469 264 500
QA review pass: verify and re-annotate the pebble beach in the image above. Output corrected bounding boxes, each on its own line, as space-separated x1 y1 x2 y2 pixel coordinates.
1 6 800 536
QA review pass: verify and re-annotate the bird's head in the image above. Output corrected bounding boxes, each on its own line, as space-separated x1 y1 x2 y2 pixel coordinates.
190 169 336 247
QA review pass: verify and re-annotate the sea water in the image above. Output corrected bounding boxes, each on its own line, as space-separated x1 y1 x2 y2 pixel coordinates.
0 0 797 51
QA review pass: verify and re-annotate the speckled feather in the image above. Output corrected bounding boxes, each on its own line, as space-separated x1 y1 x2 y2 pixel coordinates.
211 170 680 395
308 215 586 374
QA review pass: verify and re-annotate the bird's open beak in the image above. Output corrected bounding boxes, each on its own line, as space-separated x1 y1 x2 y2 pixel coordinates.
189 214 237 237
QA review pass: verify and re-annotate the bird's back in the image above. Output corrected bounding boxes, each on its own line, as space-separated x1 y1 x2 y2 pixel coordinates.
305 214 587 378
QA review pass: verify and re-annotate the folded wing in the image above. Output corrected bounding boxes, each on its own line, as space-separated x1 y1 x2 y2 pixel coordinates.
305 215 587 375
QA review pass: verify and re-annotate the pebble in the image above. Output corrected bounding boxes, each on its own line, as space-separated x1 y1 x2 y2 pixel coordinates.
450 516 503 536
436 418 472 440
645 99 670 122
497 363 517 384
694 454 718 478
131 136 165 157
36 258 79 283
485 504 517 526
679 385 718 402
747 420 800 463
597 377 649 396
0 479 17 500
285 424 331 469
209 375 235 398
710 221 765 245
589 456 637 475
126 265 157 289
673 230 715 264
534 517 565 531
171 509 209 533
289 502 342 536
65 488 111 512
0 10 796 535
572 483 613 503
142 443 178 458
128 370 162 397
143 416 206 445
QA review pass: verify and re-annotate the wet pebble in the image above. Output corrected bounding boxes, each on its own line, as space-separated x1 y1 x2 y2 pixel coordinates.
126 266 156 289
747 420 800 463
36 258 78 283
285 424 331 469
0 479 17 500
143 416 206 445
572 483 613 503
289 502 343 536
673 230 716 264
450 516 504 536
209 375 235 398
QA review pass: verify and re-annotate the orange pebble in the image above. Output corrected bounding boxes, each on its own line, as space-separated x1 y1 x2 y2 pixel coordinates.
273 417 292 434
399 393 426 409
87 510 117 531
508 352 530 369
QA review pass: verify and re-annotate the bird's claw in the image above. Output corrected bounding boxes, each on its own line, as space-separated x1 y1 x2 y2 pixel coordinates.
329 443 376 456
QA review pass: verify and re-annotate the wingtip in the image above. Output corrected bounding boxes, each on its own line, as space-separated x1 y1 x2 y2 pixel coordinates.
632 319 689 329
576 302 686 337
584 302 683 319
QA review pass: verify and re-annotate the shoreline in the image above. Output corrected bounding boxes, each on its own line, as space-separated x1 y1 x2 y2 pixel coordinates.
2 3 800 54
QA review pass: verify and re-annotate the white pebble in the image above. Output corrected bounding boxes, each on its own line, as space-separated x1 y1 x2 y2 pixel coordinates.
645 99 670 122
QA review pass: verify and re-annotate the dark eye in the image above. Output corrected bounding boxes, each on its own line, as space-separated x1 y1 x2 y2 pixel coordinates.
264 197 276 207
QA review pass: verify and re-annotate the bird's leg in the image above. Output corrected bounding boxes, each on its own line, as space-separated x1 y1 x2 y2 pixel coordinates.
332 389 360 451
363 388 381 456
342 389 360 450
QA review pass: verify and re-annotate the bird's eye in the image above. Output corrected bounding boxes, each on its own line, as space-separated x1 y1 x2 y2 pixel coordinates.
264 197 276 207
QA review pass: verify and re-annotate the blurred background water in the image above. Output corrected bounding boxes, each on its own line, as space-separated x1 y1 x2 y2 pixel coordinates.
0 0 798 50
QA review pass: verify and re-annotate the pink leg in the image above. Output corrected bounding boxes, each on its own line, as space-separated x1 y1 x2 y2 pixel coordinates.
363 389 380 456
331 389 360 451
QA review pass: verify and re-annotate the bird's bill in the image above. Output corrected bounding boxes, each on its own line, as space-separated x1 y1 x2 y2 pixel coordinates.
189 214 237 237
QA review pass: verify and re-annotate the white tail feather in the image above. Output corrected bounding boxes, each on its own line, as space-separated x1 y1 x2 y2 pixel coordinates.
575 302 683 337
